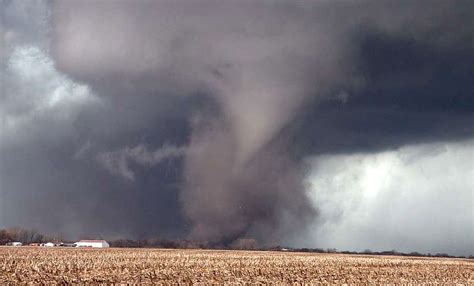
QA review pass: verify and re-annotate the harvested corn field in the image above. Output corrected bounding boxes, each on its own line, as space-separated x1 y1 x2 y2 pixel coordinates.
0 247 472 284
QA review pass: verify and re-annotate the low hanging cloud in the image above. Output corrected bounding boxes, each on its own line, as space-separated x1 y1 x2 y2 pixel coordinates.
97 144 186 181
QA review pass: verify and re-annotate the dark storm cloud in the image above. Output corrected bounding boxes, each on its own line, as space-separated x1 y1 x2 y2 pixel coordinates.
51 0 354 243
1 0 473 253
289 28 474 157
0 0 193 238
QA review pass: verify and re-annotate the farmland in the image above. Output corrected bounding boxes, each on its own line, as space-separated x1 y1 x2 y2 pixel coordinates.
0 247 472 284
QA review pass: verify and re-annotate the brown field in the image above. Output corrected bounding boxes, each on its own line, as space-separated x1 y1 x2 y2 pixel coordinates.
0 247 472 284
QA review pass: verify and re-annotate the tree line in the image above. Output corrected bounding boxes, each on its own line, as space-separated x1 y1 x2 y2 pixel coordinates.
0 227 50 245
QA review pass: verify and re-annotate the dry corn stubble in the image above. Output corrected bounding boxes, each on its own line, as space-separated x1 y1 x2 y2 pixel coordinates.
0 247 472 284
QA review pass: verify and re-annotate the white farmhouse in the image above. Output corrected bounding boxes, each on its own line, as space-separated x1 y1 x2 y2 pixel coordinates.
74 240 109 248
44 242 55 247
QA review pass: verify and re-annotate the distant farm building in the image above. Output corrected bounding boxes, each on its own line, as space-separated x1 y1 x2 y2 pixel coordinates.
75 240 109 248
44 242 55 247
6 242 22 246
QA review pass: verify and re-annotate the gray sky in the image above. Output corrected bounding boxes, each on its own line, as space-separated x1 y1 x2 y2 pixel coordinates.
0 0 472 255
